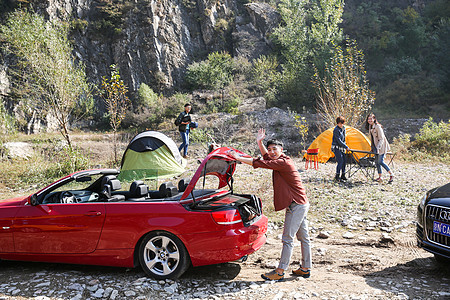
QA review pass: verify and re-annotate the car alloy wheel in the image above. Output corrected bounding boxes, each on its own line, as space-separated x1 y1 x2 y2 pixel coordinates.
139 231 190 279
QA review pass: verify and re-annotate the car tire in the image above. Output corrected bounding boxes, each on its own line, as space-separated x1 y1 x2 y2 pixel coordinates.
139 231 191 279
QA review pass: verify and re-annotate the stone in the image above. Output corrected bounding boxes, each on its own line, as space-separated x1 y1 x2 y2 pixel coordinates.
35 282 51 288
317 248 327 255
110 290 119 300
124 290 136 297
104 287 113 297
93 288 104 298
4 142 34 160
343 232 355 239
87 284 98 292
380 233 395 244
68 283 84 291
317 231 330 239
380 227 392 233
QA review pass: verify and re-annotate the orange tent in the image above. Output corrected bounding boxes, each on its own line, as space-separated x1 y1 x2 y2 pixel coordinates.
304 126 371 163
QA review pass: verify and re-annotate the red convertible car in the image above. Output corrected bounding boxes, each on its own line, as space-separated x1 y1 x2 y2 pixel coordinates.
0 147 268 279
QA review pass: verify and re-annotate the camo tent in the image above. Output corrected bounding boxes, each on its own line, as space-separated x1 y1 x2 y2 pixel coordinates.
118 131 186 181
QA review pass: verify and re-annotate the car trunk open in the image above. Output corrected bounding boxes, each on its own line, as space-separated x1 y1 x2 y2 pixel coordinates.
179 147 263 225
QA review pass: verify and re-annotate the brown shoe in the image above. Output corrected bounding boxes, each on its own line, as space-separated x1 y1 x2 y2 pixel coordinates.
261 270 284 281
292 267 311 278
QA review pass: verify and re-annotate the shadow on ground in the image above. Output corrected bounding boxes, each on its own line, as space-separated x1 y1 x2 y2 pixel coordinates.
363 257 450 299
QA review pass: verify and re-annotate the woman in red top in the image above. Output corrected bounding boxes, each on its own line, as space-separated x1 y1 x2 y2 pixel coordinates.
229 129 312 281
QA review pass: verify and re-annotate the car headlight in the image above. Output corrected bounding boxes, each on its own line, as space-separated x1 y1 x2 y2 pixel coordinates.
419 194 427 210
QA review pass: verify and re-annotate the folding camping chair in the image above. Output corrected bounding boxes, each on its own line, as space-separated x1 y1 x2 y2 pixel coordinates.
345 149 377 180
346 149 396 181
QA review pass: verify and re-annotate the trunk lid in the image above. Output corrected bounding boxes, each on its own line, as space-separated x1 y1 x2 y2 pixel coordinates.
179 147 249 202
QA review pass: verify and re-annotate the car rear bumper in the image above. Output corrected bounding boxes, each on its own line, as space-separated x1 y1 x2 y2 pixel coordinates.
182 215 268 267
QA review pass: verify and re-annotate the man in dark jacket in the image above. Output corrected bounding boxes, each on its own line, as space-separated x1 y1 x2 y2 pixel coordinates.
331 116 349 181
175 103 192 158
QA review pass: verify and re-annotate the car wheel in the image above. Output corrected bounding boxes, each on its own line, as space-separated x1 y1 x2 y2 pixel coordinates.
139 231 190 279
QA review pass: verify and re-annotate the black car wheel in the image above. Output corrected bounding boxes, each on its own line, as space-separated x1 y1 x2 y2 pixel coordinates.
139 231 190 279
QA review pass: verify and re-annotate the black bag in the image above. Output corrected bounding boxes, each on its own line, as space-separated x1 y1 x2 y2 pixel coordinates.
182 115 191 123
174 113 191 126
174 114 183 126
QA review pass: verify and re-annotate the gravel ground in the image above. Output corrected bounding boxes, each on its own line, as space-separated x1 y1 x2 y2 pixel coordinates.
1 151 449 300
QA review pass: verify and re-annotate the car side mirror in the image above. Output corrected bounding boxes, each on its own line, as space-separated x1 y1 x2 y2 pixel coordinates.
76 176 91 182
29 194 38 206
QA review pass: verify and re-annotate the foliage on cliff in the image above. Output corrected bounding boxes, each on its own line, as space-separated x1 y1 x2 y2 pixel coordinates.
0 10 93 147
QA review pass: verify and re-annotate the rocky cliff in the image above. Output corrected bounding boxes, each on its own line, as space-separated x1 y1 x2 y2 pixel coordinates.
0 0 279 94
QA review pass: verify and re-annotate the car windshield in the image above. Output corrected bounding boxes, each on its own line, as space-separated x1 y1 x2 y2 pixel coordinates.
52 174 102 193
39 174 105 204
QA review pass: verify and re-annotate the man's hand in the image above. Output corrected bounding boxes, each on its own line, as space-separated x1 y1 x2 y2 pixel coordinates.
228 150 239 159
256 128 268 156
257 128 266 143
227 149 253 166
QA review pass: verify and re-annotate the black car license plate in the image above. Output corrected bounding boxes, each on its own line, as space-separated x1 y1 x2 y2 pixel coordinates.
433 221 450 237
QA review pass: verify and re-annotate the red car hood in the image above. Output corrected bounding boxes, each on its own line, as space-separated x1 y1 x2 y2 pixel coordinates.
180 147 250 201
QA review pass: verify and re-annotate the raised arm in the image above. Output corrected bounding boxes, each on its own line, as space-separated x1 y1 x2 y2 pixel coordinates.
228 150 253 166
257 128 268 156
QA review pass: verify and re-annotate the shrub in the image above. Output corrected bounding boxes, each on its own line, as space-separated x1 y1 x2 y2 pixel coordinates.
43 146 91 179
290 110 309 150
223 96 241 115
391 133 411 160
251 55 280 105
391 119 450 162
233 56 252 77
137 83 160 110
164 93 191 119
19 143 92 187
0 101 15 135
186 51 234 90
382 57 422 82
411 118 449 156
190 127 215 145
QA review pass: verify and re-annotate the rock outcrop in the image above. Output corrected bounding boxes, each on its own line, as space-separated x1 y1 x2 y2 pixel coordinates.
3 0 280 93
0 0 281 131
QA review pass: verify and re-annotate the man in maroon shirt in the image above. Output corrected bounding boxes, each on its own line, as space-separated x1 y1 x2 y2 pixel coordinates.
229 129 312 281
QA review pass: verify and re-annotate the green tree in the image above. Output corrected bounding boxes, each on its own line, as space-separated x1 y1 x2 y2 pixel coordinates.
272 0 344 107
251 55 280 106
186 51 234 90
290 110 309 150
0 10 93 148
312 40 375 128
137 83 160 110
101 64 130 163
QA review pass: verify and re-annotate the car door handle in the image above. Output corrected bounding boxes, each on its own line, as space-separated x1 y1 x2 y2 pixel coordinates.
85 211 102 217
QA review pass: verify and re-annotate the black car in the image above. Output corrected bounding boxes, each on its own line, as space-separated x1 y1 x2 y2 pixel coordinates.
416 183 450 264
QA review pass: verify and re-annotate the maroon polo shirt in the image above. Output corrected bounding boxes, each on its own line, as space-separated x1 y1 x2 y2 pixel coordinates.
252 153 308 211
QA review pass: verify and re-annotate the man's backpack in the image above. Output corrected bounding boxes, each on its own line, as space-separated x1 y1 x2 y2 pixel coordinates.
174 114 182 126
